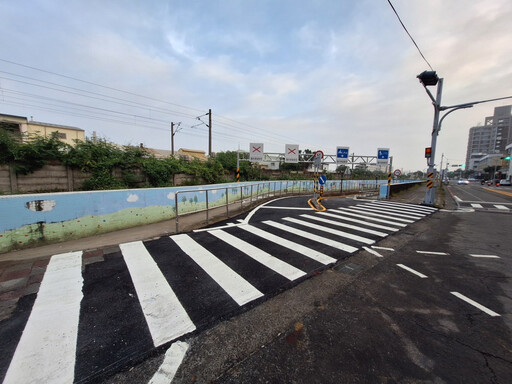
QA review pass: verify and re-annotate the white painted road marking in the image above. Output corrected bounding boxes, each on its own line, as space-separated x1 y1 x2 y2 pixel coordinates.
365 202 428 216
372 200 437 213
121 241 196 346
300 214 389 237
494 205 509 210
469 254 501 259
334 208 407 227
359 204 425 219
263 220 358 253
363 246 383 258
470 203 483 208
371 246 395 251
171 235 264 306
450 292 500 317
317 211 399 232
238 224 336 265
3 251 83 384
148 341 189 384
397 264 428 278
350 206 415 223
209 230 307 281
416 250 449 255
283 217 375 245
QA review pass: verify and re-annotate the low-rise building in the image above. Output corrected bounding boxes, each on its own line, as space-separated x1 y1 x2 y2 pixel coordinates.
0 113 85 146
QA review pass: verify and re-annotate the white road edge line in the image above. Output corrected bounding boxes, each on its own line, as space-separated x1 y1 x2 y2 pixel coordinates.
3 251 83 384
416 250 449 255
397 264 428 278
469 254 501 259
148 341 189 384
363 246 383 258
450 292 500 317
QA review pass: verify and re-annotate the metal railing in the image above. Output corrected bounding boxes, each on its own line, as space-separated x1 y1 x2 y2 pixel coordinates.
174 179 382 233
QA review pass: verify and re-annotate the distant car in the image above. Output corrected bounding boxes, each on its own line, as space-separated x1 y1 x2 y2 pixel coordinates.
480 180 486 185
500 179 511 186
457 179 469 185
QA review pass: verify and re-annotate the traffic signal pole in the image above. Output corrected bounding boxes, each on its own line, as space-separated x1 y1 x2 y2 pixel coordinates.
423 78 443 206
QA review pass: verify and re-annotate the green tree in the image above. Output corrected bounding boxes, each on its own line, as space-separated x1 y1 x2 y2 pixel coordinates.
14 132 70 174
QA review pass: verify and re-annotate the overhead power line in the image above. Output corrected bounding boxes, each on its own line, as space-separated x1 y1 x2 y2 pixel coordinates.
386 0 434 71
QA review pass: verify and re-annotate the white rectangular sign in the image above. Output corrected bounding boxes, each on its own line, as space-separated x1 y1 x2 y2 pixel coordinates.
249 143 264 162
284 144 299 163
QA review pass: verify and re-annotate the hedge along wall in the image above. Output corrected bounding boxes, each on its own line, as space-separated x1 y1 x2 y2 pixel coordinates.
0 180 315 253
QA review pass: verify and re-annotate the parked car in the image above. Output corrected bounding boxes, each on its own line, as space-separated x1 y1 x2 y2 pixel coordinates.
499 179 511 186
457 179 469 185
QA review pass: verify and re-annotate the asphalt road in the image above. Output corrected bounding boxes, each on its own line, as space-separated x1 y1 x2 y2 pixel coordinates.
105 193 512 384
0 195 437 384
448 182 512 212
2 190 512 383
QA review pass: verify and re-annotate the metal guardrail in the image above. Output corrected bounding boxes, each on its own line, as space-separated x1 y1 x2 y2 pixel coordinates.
174 179 383 233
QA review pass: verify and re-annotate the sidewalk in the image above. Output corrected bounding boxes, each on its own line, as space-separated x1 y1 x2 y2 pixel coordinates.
0 184 453 321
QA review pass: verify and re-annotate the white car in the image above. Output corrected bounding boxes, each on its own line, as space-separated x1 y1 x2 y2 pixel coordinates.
457 179 469 185
499 179 511 186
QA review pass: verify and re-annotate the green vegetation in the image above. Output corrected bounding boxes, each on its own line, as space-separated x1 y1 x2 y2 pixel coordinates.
0 132 403 191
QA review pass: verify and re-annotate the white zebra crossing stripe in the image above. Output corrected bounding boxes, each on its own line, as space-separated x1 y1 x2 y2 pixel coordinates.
299 214 388 237
148 341 189 384
359 203 426 218
363 202 428 216
3 251 83 384
350 206 415 223
263 220 358 253
171 234 264 306
120 241 196 347
372 201 437 212
471 203 483 208
494 205 509 210
283 217 375 245
237 225 337 265
209 230 307 281
363 246 383 258
333 208 407 227
317 211 399 232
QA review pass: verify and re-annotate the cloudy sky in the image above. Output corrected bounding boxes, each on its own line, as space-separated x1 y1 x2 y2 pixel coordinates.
1 0 511 172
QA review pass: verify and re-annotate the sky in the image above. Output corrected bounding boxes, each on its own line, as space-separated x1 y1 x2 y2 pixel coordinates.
0 0 511 173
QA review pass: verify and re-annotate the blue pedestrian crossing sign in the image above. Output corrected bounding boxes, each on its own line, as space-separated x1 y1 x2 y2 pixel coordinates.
336 146 349 164
318 175 327 185
377 148 390 164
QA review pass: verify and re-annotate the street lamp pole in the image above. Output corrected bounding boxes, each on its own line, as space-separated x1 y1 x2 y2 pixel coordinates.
424 78 443 206
417 71 512 206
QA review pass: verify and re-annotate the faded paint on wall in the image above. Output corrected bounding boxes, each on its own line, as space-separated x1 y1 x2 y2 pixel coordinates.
0 181 300 253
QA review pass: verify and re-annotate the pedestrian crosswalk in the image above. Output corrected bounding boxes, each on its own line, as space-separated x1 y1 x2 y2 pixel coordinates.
457 201 512 211
0 199 436 384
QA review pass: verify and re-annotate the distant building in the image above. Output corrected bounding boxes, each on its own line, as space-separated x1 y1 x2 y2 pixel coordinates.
176 148 208 161
0 113 85 146
465 106 512 171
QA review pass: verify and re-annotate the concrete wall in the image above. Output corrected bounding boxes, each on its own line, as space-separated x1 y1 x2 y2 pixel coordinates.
0 181 307 253
0 164 203 194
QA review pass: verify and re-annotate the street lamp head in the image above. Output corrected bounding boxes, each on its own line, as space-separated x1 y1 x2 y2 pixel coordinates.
417 70 439 86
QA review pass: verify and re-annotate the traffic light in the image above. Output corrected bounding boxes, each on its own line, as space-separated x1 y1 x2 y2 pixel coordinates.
502 156 511 160
417 71 439 86
425 147 432 158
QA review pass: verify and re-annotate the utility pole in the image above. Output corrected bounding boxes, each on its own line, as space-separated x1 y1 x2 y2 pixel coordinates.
171 122 174 156
170 122 181 156
208 108 212 157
